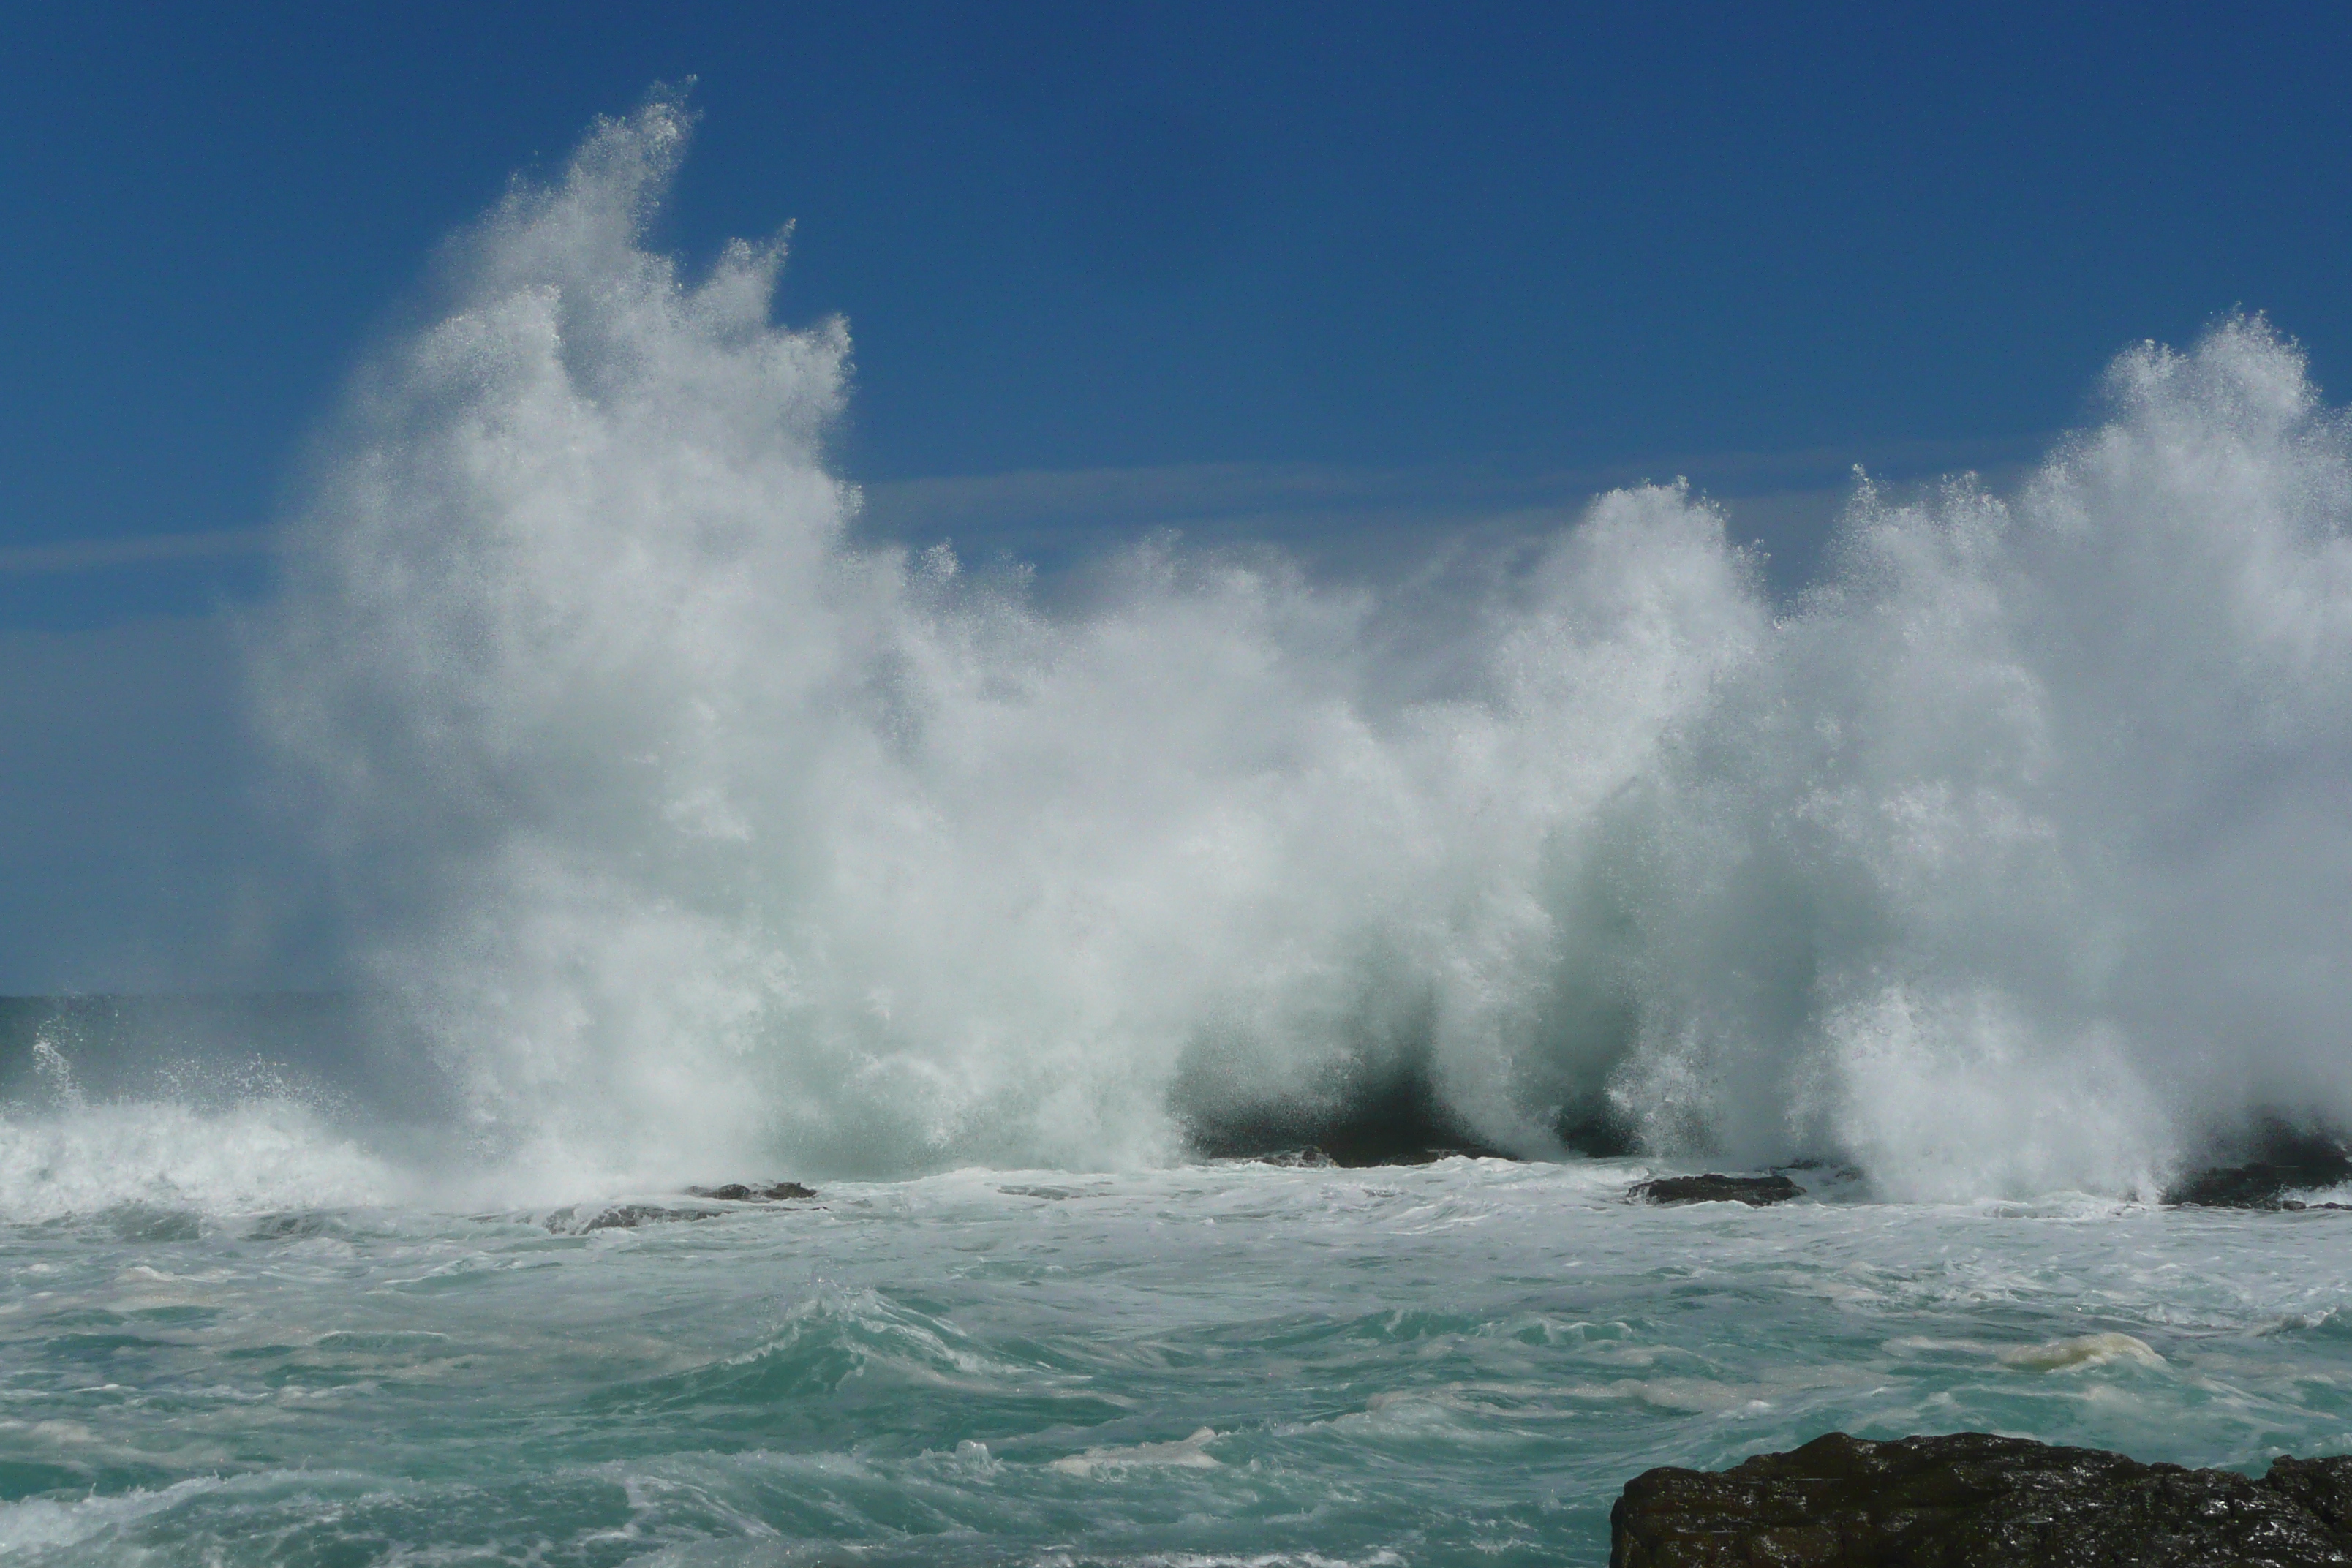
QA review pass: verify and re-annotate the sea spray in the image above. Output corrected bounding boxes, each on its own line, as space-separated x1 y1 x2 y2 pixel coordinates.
0 1003 402 1221
246 90 2352 1200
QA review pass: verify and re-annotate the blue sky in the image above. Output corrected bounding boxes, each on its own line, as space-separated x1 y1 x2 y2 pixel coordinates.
4 2 2351 987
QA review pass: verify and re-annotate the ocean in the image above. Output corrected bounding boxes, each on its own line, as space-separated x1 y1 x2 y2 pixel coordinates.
7 1131 2352 1565
11 89 2352 1564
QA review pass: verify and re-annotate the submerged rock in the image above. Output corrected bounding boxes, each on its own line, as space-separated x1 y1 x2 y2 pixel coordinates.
1611 1430 2352 1567
540 1183 818 1232
1629 1173 1802 1207
684 1181 818 1201
1252 1148 1338 1169
543 1203 723 1234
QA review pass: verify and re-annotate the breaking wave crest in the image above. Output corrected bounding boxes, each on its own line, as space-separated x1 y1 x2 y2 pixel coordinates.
245 91 2352 1200
0 1039 395 1221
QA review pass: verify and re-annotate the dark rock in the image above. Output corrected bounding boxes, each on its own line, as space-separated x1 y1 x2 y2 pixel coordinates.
540 1183 817 1232
1175 1047 1515 1167
248 1211 346 1241
2168 1161 2352 1209
1611 1430 2352 1567
685 1182 818 1201
1630 1173 1802 1207
1558 1098 1641 1158
2166 1121 2352 1208
2269 1457 2352 1541
544 1203 722 1234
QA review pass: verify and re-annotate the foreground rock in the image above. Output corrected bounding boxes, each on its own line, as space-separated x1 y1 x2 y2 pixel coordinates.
1613 1431 2352 1566
1629 1173 1801 1207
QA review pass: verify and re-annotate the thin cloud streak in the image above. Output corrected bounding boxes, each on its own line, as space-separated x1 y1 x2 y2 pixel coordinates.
853 437 2042 592
0 433 2039 584
0 529 273 576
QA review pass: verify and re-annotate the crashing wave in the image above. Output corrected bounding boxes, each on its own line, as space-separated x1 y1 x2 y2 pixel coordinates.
244 90 2352 1201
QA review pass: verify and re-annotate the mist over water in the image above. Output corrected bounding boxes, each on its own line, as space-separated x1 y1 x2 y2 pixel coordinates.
224 94 2352 1204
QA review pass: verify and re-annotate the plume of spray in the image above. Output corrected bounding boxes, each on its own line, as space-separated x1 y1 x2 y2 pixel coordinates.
251 91 2352 1202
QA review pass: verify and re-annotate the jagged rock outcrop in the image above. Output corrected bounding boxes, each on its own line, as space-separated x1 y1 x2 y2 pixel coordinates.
1612 1430 2352 1566
1629 1174 1802 1207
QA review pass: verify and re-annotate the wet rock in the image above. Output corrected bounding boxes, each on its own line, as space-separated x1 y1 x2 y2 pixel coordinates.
684 1181 818 1201
1176 1050 1514 1166
2167 1161 2352 1209
2166 1121 2352 1208
1610 1430 2352 1567
249 1210 347 1241
1557 1099 1640 1158
1629 1173 1802 1207
544 1203 722 1234
540 1183 817 1232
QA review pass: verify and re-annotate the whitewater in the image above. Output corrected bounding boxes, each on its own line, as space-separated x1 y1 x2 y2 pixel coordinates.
7 92 2352 1564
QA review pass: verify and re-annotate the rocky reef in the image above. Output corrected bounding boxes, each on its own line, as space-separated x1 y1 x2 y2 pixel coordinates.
685 1182 818 1201
2165 1123 2352 1210
1611 1431 2352 1566
539 1182 819 1234
1629 1173 1803 1207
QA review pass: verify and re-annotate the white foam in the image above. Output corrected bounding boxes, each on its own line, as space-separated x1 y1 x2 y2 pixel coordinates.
1999 1333 2167 1372
0 1099 399 1221
0 1477 219 1550
1050 1427 1223 1476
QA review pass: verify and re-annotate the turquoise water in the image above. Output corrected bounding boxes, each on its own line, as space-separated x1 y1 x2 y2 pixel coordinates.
7 1159 2352 1565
